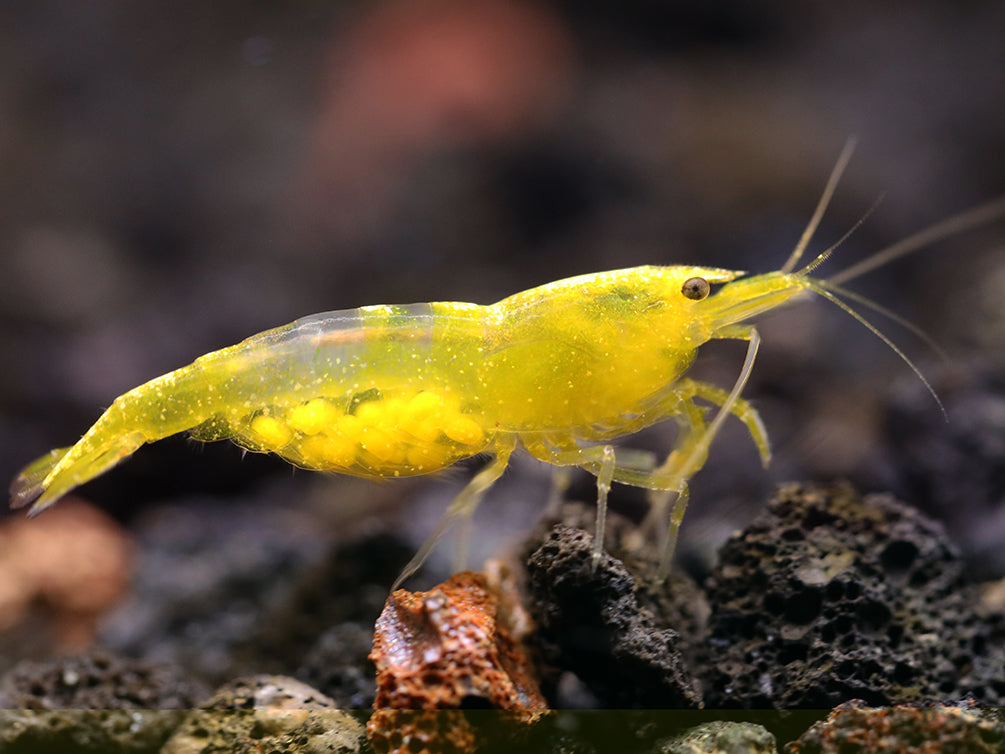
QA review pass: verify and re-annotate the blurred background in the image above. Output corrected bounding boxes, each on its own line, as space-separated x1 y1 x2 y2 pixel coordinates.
2 0 1005 662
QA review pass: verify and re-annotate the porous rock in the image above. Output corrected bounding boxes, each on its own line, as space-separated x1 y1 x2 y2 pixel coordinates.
367 710 475 754
525 523 701 708
702 481 1005 707
296 621 376 709
369 570 546 715
785 700 1005 753
0 649 206 753
656 720 776 754
0 648 206 710
162 674 364 754
367 570 546 754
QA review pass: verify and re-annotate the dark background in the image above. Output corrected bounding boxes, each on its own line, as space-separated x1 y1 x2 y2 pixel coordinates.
2 1 1004 582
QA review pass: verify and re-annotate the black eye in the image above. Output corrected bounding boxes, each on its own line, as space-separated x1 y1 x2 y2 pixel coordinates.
681 277 710 301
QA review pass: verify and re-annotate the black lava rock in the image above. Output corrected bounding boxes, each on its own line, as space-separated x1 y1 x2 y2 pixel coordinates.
0 649 207 710
702 481 1005 708
525 524 701 709
296 622 376 709
0 650 208 754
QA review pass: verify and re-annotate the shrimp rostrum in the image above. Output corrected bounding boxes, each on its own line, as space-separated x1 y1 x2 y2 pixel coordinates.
11 144 1005 586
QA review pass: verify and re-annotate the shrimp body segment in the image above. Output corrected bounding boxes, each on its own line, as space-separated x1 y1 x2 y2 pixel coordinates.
11 302 497 510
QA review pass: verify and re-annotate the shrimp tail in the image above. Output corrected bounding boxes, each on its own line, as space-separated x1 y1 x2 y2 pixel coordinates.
9 322 338 515
10 420 145 515
9 359 215 515
9 447 72 511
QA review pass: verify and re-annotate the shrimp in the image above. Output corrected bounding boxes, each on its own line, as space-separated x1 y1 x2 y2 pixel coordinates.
10 142 1005 587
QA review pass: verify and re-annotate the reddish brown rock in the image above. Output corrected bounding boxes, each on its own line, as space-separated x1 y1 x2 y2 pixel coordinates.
367 570 547 753
369 570 546 715
367 710 474 754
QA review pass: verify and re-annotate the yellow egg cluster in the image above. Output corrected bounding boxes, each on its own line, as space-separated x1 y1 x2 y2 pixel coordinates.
246 391 486 473
288 398 341 435
249 414 292 449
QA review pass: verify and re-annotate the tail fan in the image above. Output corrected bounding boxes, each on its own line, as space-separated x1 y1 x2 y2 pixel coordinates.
9 430 145 515
9 447 72 512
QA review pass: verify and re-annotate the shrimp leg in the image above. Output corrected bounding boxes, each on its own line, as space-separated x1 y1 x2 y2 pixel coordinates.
528 375 768 494
390 434 517 591
523 328 765 573
646 325 762 574
523 440 653 565
636 372 770 539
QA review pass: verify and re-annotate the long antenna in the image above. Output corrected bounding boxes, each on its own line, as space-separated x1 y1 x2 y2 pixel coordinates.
797 194 885 277
781 138 858 273
829 194 1005 286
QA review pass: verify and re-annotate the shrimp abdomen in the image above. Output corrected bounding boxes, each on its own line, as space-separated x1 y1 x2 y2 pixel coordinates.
209 302 497 478
12 302 499 513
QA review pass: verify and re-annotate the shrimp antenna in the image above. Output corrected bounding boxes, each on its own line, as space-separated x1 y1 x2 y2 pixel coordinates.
794 199 950 417
796 194 885 277
785 147 1005 420
828 193 1005 286
803 277 946 418
814 279 948 361
810 191 1005 419
781 137 858 274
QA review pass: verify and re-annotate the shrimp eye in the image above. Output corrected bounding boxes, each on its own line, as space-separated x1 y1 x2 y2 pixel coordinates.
681 277 710 301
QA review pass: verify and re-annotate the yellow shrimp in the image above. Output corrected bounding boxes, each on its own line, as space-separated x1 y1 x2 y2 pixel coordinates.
10 143 1005 587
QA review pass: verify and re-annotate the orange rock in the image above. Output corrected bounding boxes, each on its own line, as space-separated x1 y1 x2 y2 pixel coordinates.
371 570 546 714
367 570 547 753
367 710 474 754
